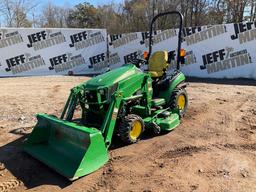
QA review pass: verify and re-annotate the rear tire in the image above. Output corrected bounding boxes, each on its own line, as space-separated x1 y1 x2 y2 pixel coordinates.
119 114 144 144
170 88 188 117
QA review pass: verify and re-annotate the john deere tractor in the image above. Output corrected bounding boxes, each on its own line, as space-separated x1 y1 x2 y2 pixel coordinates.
24 11 188 180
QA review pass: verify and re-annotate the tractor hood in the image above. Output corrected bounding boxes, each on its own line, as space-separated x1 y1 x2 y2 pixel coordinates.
85 64 142 89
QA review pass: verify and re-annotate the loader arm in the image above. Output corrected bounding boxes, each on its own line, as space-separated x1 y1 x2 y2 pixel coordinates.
101 74 152 147
60 85 83 120
101 92 122 147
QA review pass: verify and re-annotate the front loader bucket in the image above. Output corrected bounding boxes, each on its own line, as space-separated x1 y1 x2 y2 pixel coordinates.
23 114 109 180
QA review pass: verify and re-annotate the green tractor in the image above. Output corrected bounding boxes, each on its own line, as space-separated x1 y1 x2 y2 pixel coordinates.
24 11 188 180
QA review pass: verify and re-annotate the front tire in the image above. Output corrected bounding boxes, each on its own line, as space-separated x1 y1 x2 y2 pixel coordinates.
170 88 188 117
119 114 144 144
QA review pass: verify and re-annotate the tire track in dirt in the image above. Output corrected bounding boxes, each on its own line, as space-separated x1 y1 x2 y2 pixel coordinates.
47 85 61 99
184 102 209 119
160 145 207 159
221 143 256 151
86 160 118 192
234 95 256 139
241 116 256 130
0 163 5 177
160 142 256 160
0 164 5 172
86 141 171 192
0 180 21 192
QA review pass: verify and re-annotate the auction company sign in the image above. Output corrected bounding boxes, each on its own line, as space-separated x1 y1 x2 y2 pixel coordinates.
0 22 256 79
108 22 256 79
0 28 107 76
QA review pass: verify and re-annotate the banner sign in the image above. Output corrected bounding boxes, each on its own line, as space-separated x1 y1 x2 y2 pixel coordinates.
0 22 256 79
108 22 256 79
0 28 107 76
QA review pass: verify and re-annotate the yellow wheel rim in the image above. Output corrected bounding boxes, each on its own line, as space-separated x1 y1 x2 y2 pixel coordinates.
130 121 142 140
177 94 186 110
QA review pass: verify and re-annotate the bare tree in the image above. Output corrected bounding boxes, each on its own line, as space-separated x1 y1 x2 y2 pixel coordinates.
0 0 39 27
248 0 256 21
0 0 254 32
38 2 70 28
97 3 125 34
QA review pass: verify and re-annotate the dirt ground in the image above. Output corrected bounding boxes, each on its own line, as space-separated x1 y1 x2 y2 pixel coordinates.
0 76 255 192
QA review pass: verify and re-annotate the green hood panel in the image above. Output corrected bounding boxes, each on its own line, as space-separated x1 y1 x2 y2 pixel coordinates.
85 64 142 88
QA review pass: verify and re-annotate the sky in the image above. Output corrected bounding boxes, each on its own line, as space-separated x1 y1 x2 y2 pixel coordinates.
0 0 124 27
50 0 123 7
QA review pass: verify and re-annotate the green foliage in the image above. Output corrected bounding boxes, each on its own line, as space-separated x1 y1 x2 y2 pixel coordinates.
67 2 101 28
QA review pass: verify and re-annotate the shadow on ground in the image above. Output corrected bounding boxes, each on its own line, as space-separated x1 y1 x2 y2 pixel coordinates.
0 126 163 190
110 129 165 150
0 131 71 190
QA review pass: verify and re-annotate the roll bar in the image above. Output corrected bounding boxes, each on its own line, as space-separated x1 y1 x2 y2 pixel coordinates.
147 11 184 70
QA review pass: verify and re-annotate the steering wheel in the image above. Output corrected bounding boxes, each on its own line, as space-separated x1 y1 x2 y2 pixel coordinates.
131 58 147 68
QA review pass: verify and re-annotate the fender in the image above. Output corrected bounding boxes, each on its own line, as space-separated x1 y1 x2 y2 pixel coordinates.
158 71 186 103
177 82 189 89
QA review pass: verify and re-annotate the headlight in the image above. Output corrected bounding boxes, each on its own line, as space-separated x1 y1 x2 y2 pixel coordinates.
99 89 105 95
85 90 97 102
99 88 107 102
